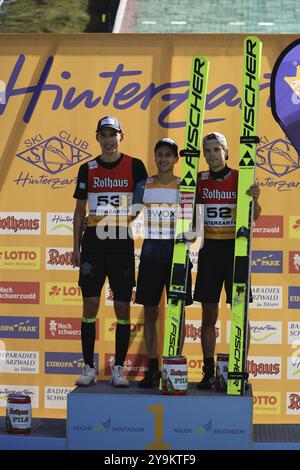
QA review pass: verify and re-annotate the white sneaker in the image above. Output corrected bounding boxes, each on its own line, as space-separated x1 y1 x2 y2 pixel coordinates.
75 365 97 386
111 365 129 387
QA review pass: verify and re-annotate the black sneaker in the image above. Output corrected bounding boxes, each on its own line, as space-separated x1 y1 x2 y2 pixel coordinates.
197 366 215 390
138 369 161 389
197 374 215 390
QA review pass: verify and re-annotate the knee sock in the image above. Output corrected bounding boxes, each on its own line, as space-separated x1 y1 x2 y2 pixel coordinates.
148 357 159 372
81 317 96 369
203 357 215 375
115 319 131 367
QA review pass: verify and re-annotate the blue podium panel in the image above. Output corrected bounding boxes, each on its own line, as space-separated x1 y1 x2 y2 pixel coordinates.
67 382 252 450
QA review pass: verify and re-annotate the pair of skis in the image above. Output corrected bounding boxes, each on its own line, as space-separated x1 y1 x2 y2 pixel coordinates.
162 37 262 396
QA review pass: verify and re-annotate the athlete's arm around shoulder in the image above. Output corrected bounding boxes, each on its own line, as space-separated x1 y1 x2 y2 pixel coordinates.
132 157 148 187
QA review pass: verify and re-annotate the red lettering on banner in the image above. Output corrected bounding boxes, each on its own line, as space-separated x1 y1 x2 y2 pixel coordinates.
288 393 300 410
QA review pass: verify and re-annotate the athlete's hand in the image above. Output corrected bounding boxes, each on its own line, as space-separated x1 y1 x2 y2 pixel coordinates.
247 184 260 201
177 230 197 244
72 248 81 267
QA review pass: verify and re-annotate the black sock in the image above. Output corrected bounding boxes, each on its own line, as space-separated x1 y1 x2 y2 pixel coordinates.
81 320 95 369
115 322 130 366
203 357 214 375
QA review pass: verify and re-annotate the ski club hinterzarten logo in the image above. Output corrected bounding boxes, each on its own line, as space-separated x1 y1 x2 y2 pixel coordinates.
256 137 300 191
14 132 92 189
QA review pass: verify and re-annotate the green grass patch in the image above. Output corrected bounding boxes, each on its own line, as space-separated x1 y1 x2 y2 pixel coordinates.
0 0 91 32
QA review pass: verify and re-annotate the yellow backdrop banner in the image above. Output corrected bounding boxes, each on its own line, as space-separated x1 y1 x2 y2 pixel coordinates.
0 34 299 423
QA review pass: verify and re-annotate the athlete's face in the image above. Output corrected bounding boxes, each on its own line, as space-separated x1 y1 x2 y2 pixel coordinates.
203 140 228 172
155 146 178 173
96 128 123 156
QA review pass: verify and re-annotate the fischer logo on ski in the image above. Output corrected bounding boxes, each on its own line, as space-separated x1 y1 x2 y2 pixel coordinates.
162 55 209 362
228 36 262 395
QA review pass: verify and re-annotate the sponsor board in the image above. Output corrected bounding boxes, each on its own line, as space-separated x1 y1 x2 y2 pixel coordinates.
104 284 137 307
185 356 203 381
104 319 143 342
251 251 283 273
0 247 40 269
185 320 221 344
288 322 300 344
289 216 300 239
250 286 282 309
0 351 39 374
286 392 300 414
45 352 99 375
247 357 281 379
46 247 76 270
253 392 281 415
44 386 75 409
288 286 300 309
45 317 99 340
287 356 300 380
249 321 282 344
104 353 147 377
0 281 39 304
46 213 73 235
0 385 39 408
0 316 39 339
0 212 41 235
289 251 300 273
227 321 282 345
45 282 82 305
253 215 283 238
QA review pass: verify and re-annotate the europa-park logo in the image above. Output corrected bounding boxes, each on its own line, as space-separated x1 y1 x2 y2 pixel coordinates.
45 282 82 305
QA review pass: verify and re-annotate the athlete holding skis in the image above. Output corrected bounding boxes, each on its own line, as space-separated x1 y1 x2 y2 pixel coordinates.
134 138 193 388
193 132 261 390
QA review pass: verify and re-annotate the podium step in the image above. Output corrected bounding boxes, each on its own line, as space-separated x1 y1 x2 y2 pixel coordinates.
67 381 253 450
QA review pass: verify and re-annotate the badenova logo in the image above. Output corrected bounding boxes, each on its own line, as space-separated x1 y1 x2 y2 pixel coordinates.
0 247 40 270
46 213 73 235
287 357 300 379
251 286 282 309
45 282 82 305
288 286 300 309
45 352 99 375
286 392 300 414
288 322 300 343
0 281 39 304
185 320 221 344
45 317 99 340
44 386 75 409
251 251 283 273
253 215 283 238
0 316 39 339
0 351 39 374
45 247 76 270
0 385 39 408
247 357 281 379
250 321 282 344
253 392 281 415
0 212 41 235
